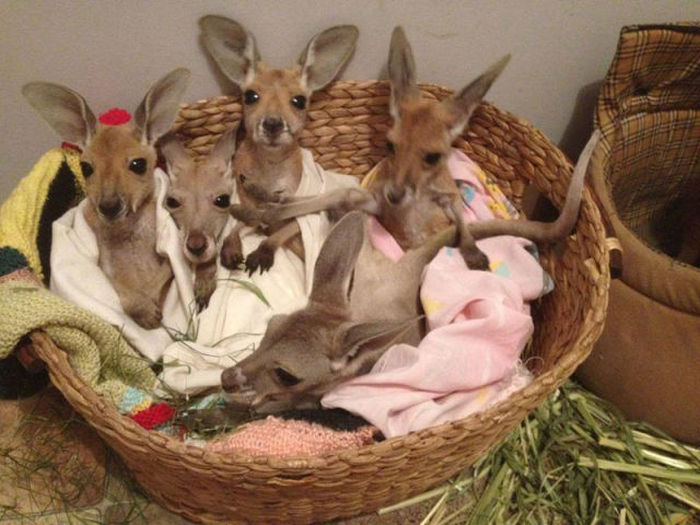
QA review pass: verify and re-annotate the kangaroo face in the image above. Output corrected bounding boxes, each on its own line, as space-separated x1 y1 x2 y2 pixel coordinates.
240 66 309 149
80 125 157 222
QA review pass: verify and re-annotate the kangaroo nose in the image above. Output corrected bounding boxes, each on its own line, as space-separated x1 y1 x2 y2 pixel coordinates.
221 367 247 392
186 232 207 256
385 184 406 205
262 117 284 136
98 199 123 220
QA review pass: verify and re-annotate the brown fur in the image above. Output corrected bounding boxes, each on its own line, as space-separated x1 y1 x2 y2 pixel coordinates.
237 27 590 270
23 69 190 328
200 16 358 274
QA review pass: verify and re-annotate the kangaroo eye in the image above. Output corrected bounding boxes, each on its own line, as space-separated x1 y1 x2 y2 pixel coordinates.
290 95 307 110
244 90 259 105
165 196 181 209
129 158 148 174
386 141 395 154
424 152 442 166
274 367 300 387
80 161 94 178
214 194 230 208
239 173 246 184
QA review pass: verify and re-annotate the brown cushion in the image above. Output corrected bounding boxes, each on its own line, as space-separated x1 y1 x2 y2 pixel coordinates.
576 278 700 444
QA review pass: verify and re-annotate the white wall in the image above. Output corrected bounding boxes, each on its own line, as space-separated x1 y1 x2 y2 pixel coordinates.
1 0 698 201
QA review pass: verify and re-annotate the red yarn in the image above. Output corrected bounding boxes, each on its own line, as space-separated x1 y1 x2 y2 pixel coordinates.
99 107 131 126
130 402 176 430
61 142 82 153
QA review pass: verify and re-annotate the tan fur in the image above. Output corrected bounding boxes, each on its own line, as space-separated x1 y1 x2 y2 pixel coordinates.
200 16 358 274
23 69 190 328
161 129 238 309
81 125 171 327
238 27 591 270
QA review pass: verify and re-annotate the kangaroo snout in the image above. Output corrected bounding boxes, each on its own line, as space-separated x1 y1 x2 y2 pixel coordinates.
186 232 208 257
221 367 248 392
97 198 125 221
261 116 284 136
384 183 407 206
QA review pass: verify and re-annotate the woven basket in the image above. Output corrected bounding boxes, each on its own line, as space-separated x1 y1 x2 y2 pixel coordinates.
30 80 609 524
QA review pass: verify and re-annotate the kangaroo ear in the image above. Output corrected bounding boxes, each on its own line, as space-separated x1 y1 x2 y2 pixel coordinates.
309 211 365 308
200 15 260 88
298 25 359 93
159 132 193 180
22 82 96 147
330 318 416 368
442 55 510 141
387 26 419 121
206 125 238 177
134 68 190 145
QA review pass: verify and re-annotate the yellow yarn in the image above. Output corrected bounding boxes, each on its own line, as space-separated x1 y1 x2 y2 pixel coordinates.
0 148 81 281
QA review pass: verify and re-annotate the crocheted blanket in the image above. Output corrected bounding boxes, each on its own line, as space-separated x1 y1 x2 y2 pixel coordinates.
0 147 168 427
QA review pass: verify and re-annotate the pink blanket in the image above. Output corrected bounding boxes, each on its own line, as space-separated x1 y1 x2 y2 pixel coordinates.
322 150 547 438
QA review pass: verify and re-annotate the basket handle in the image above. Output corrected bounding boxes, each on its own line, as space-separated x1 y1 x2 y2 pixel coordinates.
588 188 623 279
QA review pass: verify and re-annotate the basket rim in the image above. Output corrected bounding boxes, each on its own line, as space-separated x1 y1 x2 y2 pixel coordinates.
32 83 610 471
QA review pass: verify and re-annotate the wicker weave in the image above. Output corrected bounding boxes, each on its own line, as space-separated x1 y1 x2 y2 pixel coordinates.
31 80 609 524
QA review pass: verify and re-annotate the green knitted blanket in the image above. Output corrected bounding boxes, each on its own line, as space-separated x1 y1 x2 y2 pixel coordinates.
0 147 158 415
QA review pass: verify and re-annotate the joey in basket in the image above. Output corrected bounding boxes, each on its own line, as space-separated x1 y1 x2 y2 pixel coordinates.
221 211 456 413
160 127 238 310
239 26 590 270
22 69 191 329
220 129 597 413
199 15 359 275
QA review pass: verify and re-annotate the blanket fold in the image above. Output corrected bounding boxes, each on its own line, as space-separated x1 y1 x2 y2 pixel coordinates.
322 149 542 438
49 168 194 363
0 280 158 409
0 147 159 417
160 149 358 394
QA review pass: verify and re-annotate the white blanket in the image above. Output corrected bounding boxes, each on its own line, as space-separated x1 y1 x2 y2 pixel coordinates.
50 150 357 394
50 168 195 362
160 149 357 394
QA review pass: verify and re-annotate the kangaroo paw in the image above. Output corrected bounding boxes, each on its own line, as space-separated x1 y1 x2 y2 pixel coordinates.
221 234 244 270
245 243 275 276
194 272 217 312
128 300 163 329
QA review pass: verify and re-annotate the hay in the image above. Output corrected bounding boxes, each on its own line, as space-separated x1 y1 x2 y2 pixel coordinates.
381 381 699 525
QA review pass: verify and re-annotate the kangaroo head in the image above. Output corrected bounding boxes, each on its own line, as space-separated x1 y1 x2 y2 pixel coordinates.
200 16 358 152
23 69 190 223
161 126 237 264
379 26 509 210
220 211 413 413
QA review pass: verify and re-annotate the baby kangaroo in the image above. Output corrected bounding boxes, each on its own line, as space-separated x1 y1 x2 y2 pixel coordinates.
160 126 238 310
242 26 588 270
220 129 598 413
23 69 190 328
221 211 455 413
199 15 359 274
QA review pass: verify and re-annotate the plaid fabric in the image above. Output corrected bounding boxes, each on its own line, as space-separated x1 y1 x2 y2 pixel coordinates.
594 24 700 243
596 24 700 135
